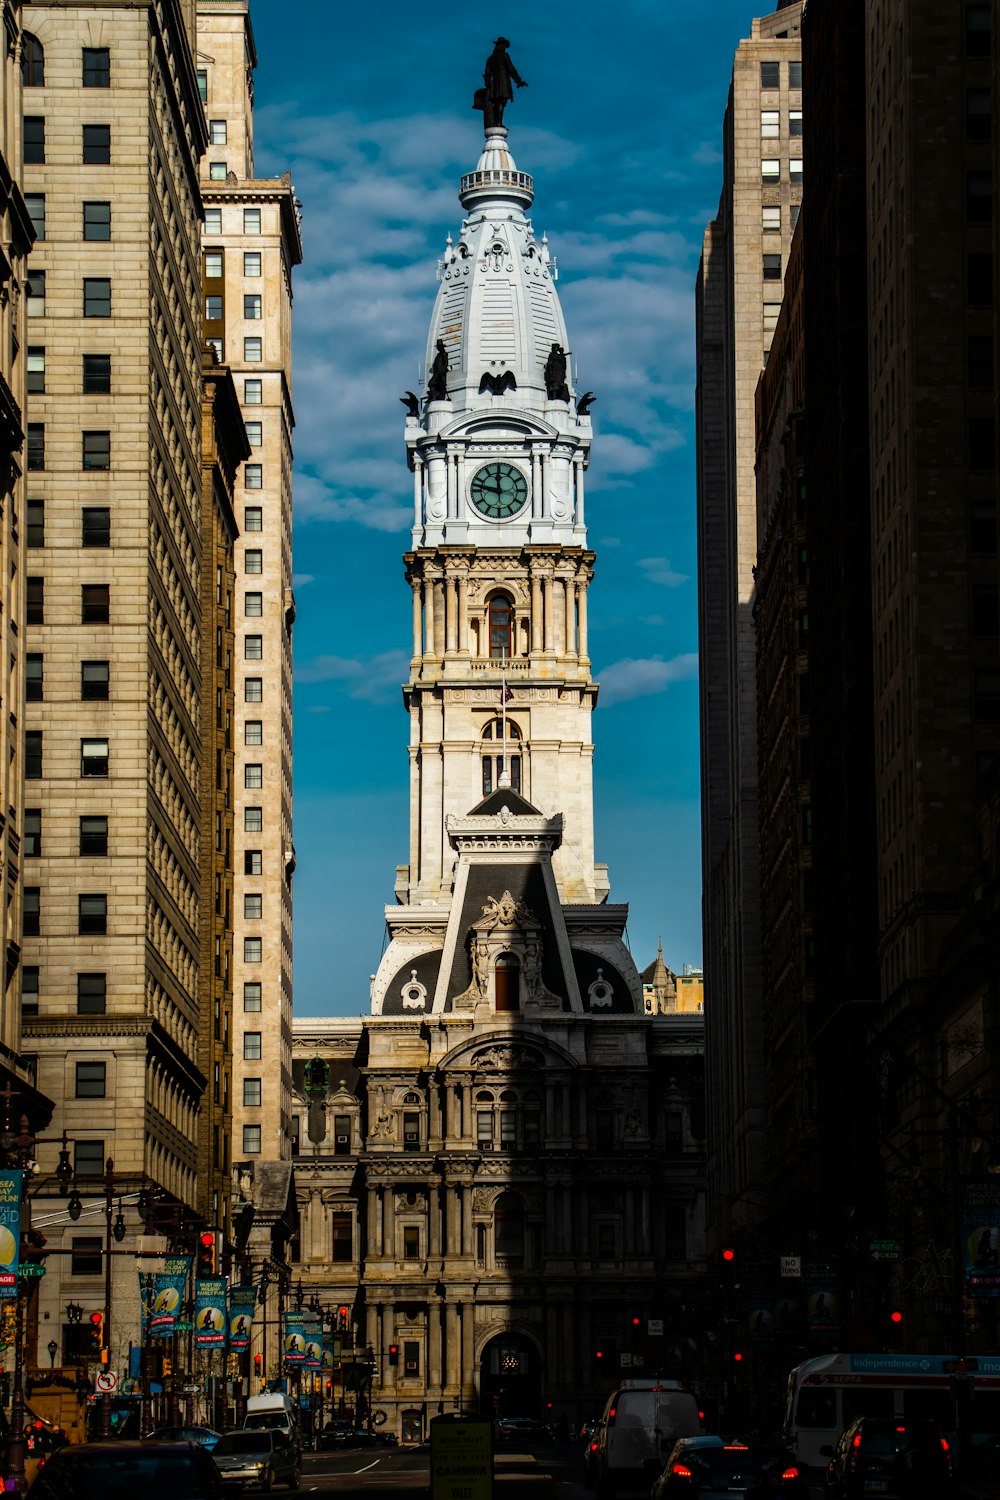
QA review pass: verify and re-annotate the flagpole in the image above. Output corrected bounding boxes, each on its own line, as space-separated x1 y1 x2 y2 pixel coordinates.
499 649 511 789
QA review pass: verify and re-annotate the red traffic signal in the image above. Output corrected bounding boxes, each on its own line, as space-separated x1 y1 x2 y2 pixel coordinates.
595 1349 604 1360
631 1316 641 1327
89 1311 102 1326
733 1352 744 1362
197 1230 216 1276
388 1344 399 1366
253 1354 262 1373
722 1248 736 1262
890 1310 903 1324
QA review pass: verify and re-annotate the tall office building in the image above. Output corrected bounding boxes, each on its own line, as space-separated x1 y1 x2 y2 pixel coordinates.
19 0 208 1366
696 2 803 1241
196 0 300 1169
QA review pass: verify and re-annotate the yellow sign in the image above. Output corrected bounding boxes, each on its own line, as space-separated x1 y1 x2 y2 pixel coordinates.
430 1416 493 1500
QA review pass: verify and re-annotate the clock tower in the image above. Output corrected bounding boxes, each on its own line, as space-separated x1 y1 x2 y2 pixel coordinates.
372 92 643 1021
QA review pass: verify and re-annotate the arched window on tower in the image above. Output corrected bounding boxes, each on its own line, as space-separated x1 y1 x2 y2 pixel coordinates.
489 594 514 659
481 718 521 797
22 33 44 85
495 952 520 1013
494 1191 525 1265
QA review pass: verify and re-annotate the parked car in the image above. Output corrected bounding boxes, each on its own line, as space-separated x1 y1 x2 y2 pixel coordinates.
652 1436 810 1499
212 1429 301 1491
25 1441 224 1499
496 1416 549 1444
823 1417 955 1500
322 1426 396 1449
145 1426 221 1452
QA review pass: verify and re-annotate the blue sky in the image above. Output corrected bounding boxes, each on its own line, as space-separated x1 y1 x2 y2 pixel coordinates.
247 1 758 1017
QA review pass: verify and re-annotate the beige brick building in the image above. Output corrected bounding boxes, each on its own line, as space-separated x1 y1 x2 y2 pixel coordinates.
196 0 300 1171
695 1 802 1245
19 0 209 1369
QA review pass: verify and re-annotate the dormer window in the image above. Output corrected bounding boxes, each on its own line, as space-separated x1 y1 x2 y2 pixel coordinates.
495 952 520 1013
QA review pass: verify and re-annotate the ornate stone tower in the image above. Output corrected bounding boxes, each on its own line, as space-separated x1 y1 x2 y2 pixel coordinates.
373 99 641 1021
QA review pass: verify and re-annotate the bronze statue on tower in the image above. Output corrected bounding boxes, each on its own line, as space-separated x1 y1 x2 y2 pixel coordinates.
473 38 528 130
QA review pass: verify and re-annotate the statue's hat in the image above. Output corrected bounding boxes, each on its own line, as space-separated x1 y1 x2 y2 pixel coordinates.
494 37 511 46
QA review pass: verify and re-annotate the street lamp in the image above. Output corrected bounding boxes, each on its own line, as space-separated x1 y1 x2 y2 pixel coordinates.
46 1340 57 1369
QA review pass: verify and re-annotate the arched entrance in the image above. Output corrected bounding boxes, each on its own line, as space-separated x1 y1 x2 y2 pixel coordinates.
479 1332 541 1419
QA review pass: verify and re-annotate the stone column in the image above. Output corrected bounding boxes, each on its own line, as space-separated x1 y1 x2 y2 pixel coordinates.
413 457 423 529
434 579 446 656
574 455 585 527
424 577 436 658
381 1305 397 1396
428 1303 443 1397
531 572 543 655
412 581 423 661
429 1181 442 1259
445 577 457 654
457 574 469 654
564 576 576 656
444 1303 460 1393
532 448 542 519
542 575 554 652
461 1183 473 1255
461 1302 475 1400
367 1185 379 1258
577 584 589 663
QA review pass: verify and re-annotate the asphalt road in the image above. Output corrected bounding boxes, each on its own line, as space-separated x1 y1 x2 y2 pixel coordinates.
296 1438 590 1495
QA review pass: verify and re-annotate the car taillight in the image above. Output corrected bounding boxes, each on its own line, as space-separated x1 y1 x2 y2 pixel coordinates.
782 1467 799 1480
852 1434 863 1449
590 1442 598 1452
672 1464 693 1478
940 1438 951 1453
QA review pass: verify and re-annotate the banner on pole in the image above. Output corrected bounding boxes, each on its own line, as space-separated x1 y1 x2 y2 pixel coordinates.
283 1311 306 1365
195 1277 227 1346
228 1285 256 1351
963 1177 1000 1296
0 1171 23 1299
150 1256 191 1335
303 1316 322 1370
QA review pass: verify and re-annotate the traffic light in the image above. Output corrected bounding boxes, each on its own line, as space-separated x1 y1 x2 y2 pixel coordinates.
722 1248 736 1263
162 1355 172 1377
388 1344 399 1367
89 1311 104 1361
337 1305 350 1333
631 1316 641 1328
254 1354 262 1375
22 1229 47 1265
197 1230 216 1277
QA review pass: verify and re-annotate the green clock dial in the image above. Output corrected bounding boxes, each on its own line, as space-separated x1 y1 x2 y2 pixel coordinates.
469 462 529 520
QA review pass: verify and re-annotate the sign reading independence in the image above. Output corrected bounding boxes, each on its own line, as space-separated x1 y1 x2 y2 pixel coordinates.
195 1277 227 1347
0 1171 22 1299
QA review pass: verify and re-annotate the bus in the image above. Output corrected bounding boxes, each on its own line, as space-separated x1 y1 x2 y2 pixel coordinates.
783 1352 1000 1468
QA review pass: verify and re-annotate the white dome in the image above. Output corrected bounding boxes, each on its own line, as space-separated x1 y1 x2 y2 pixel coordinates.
425 125 572 414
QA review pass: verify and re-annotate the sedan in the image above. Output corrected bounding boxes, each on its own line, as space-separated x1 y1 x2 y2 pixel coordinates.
497 1417 549 1444
212 1430 301 1491
145 1426 222 1452
652 1436 810 1500
26 1441 224 1499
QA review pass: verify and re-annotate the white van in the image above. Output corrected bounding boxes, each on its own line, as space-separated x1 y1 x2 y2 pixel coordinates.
592 1379 701 1496
243 1392 298 1443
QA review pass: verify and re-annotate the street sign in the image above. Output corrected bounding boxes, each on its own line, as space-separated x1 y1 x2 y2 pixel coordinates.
430 1415 492 1500
647 1319 664 1337
175 1320 194 1332
96 1371 117 1393
19 1264 45 1279
869 1239 901 1262
780 1256 802 1279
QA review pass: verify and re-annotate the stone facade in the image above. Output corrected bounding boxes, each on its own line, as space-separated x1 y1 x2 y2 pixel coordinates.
18 0 208 1371
696 3 803 1245
196 0 300 1170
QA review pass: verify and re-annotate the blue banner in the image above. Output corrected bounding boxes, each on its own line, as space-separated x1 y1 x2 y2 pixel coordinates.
283 1311 306 1365
150 1256 190 1335
322 1332 335 1372
195 1277 227 1346
963 1178 1000 1297
303 1317 322 1370
0 1171 22 1299
228 1285 256 1351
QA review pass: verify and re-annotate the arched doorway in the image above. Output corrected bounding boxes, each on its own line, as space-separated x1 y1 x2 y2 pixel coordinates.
495 953 520 1012
478 1332 541 1419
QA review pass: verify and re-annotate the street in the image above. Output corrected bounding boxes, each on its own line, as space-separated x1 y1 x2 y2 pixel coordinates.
295 1438 589 1495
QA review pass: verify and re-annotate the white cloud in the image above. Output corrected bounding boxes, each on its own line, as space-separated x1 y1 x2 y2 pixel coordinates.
292 573 315 588
296 650 410 703
639 556 689 588
692 141 723 166
598 653 699 706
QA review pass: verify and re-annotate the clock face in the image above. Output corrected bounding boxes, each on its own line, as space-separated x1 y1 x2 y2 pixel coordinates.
469 462 529 520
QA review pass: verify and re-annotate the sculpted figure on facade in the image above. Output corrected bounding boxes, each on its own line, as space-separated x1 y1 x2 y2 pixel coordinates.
473 38 528 130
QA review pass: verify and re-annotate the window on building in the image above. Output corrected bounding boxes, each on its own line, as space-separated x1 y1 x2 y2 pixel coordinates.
77 973 106 1014
25 731 42 780
762 205 781 233
761 158 780 184
25 193 44 239
244 378 262 404
789 59 802 87
245 593 263 618
790 202 801 231
969 334 994 387
597 1223 617 1259
25 656 42 703
402 1110 421 1150
245 851 262 877
245 680 263 705
244 1032 262 1060
244 337 262 362
21 967 38 1016
245 719 263 745
764 303 781 335
70 1236 102 1275
245 421 262 447
244 937 262 963
83 201 111 241
81 738 109 777
763 253 782 280
26 576 43 624
967 4 992 57
976 669 1000 721
205 250 223 279
81 585 110 623
969 251 994 307
22 887 39 937
244 893 262 920
22 34 44 86
245 807 263 833
83 354 111 393
26 501 43 548
210 161 228 181
245 466 263 490
244 506 263 531
83 279 111 318
24 811 40 858
75 1140 105 1178
968 170 993 222
243 294 262 319
205 338 223 361
243 982 262 1011
403 1226 420 1260
26 348 44 394
82 47 110 86
243 1077 261 1107
27 424 44 471
331 1212 352 1260
76 1061 106 1099
205 207 222 235
332 1114 351 1155
404 1341 419 1375
477 1109 493 1146
81 660 110 701
488 594 513 658
245 636 263 660
82 431 110 470
789 157 803 183
208 119 227 145
760 109 779 137
244 208 261 234
79 816 108 856
245 764 263 790
82 507 110 547
205 295 223 321
970 416 997 469
973 585 999 637
26 270 44 317
78 893 107 935
24 116 44 163
760 61 780 87
242 1125 261 1154
245 553 263 579
197 69 208 101
789 107 803 136
82 124 110 163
